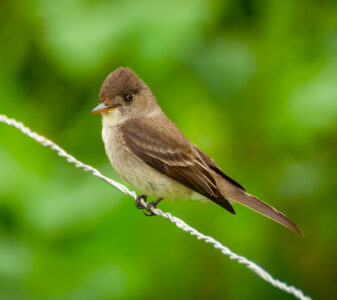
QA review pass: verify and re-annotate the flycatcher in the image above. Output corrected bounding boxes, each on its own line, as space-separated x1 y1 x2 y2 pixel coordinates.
92 67 302 235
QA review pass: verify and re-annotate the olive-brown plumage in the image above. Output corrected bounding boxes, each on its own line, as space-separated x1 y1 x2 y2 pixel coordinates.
92 67 302 235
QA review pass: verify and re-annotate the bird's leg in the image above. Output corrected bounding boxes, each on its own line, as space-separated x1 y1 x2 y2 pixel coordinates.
135 195 164 217
135 194 147 209
143 197 164 217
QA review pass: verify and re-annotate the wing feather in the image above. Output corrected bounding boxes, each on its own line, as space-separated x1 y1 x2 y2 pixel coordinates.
120 118 235 213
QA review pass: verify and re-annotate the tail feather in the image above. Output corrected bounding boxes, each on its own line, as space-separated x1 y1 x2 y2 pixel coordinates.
216 175 302 235
234 190 302 235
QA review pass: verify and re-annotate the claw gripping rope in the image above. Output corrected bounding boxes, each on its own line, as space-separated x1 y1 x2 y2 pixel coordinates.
0 114 312 300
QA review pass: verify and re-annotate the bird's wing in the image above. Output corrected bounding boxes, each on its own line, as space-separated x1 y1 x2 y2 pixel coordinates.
195 147 246 191
120 118 235 213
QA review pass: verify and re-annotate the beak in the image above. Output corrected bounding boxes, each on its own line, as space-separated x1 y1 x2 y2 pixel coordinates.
91 102 121 114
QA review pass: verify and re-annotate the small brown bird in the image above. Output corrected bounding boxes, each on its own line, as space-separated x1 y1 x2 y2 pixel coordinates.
92 67 302 235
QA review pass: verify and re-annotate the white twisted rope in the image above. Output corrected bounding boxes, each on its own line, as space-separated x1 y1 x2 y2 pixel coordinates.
0 114 312 300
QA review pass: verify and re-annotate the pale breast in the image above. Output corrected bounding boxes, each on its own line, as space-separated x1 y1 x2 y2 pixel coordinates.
102 124 195 199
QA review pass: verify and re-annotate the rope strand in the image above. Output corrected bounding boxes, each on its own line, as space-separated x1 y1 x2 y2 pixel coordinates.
0 114 312 300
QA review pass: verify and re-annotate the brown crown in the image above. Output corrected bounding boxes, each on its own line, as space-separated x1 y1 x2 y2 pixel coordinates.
99 67 142 102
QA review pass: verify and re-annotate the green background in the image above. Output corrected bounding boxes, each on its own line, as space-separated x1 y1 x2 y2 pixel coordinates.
0 0 336 299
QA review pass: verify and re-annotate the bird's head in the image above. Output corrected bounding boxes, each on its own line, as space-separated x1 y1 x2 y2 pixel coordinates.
92 67 158 123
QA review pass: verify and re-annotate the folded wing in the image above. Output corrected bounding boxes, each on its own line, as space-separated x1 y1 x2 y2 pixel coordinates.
121 118 235 213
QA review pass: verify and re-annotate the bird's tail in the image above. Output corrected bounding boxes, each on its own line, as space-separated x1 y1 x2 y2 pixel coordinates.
217 179 302 235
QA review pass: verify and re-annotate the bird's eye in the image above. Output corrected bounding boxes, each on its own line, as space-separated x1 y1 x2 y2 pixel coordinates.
124 93 133 102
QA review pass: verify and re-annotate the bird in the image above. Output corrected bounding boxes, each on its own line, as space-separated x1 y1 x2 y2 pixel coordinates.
92 67 302 235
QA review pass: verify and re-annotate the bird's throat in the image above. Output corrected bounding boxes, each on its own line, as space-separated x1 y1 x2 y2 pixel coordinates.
102 109 124 127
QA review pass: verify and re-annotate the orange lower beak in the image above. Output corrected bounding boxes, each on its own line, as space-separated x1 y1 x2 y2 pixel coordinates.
91 103 121 114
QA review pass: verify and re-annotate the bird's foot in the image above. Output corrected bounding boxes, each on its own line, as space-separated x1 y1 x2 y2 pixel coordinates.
135 195 164 217
135 195 147 209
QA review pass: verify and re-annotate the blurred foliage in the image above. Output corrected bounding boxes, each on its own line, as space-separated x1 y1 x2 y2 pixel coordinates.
0 0 337 299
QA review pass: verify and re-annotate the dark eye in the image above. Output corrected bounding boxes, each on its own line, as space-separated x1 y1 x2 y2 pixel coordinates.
124 93 133 102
